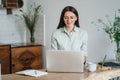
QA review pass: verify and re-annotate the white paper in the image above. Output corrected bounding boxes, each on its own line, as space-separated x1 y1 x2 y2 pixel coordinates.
16 69 48 77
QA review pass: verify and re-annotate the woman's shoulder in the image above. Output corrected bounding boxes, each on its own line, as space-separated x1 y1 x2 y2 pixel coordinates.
76 27 87 33
75 27 87 37
53 28 63 33
80 28 87 33
52 28 64 37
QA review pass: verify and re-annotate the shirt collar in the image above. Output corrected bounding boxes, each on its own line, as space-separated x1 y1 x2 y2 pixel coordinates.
62 26 78 33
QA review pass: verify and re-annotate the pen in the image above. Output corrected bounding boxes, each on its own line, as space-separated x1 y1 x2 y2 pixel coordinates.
101 54 107 68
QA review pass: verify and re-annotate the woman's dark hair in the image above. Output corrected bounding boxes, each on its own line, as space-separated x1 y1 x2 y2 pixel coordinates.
57 6 80 29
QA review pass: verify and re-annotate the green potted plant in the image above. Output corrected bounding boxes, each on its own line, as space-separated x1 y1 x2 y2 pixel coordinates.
92 9 120 62
16 3 42 43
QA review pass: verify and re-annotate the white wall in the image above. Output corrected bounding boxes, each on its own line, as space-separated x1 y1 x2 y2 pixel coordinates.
0 0 28 43
0 0 120 66
0 0 45 45
40 0 120 63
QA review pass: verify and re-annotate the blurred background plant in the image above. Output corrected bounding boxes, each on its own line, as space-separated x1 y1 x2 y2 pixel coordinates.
91 9 120 62
15 3 42 43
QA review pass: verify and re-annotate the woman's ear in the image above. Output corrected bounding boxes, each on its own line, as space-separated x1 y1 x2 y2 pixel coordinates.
75 16 78 21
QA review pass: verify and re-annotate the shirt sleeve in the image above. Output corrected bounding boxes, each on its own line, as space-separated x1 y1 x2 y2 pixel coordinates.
51 33 58 50
80 31 88 57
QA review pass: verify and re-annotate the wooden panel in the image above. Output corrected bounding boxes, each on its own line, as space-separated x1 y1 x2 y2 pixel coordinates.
0 45 11 74
2 0 23 8
6 0 18 8
11 45 42 73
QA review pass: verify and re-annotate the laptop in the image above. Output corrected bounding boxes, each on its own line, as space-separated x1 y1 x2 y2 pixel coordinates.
46 50 84 72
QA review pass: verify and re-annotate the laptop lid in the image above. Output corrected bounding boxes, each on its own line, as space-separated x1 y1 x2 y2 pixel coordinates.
46 50 84 72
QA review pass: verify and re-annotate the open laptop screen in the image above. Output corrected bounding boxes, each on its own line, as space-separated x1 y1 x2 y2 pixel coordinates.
46 50 84 72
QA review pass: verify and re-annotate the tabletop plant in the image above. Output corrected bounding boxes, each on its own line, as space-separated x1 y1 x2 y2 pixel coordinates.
92 9 120 62
15 3 42 43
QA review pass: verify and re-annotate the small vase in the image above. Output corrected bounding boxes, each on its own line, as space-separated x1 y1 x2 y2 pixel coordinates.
30 32 35 44
30 36 35 44
115 41 120 62
115 49 120 62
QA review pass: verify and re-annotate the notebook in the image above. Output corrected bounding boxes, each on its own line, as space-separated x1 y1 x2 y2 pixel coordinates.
16 69 48 77
98 62 120 68
98 55 120 68
46 50 84 72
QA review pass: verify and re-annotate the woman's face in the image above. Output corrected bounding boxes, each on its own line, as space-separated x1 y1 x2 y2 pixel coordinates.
64 11 77 28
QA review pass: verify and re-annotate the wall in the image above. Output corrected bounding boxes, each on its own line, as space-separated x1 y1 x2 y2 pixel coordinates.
0 0 120 67
0 0 45 45
40 0 120 63
0 0 28 43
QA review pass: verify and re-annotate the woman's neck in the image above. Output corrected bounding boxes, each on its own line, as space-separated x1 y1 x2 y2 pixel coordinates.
65 26 74 34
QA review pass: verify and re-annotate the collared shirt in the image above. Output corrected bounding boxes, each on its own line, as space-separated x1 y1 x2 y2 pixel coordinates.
51 26 88 56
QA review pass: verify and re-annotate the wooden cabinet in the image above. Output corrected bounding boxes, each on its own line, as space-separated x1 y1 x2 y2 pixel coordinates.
0 44 43 74
0 45 11 74
11 45 42 73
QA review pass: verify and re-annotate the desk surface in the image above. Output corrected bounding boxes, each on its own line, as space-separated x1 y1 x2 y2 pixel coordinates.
1 69 120 80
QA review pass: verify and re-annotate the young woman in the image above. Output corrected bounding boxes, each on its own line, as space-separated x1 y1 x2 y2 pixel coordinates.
51 6 88 62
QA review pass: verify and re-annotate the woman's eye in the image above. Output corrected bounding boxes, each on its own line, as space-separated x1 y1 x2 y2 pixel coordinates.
64 16 75 20
70 17 74 19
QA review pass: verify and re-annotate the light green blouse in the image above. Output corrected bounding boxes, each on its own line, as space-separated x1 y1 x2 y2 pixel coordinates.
51 26 88 56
